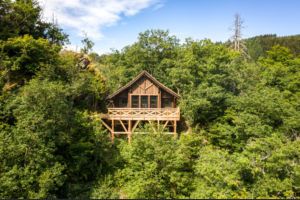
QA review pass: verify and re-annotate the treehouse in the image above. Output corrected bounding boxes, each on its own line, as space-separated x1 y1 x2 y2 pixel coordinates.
100 70 180 142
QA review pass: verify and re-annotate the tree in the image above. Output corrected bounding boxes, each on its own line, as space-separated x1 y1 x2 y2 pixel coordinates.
0 35 61 91
245 34 300 60
0 0 68 44
241 134 300 198
230 13 247 55
97 29 180 91
0 73 111 198
191 146 249 198
177 39 238 126
81 33 94 54
91 132 204 199
259 45 300 93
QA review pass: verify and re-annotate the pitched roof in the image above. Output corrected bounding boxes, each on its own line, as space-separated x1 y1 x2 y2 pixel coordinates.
107 70 180 99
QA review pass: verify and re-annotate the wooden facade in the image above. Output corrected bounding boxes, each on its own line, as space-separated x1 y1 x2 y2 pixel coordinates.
100 70 180 142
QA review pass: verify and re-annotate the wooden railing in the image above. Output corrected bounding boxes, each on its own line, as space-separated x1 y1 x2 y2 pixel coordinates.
102 107 180 120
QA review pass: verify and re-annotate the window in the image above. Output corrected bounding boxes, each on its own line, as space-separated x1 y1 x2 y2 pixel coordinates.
131 95 139 108
141 96 148 108
131 95 159 108
150 96 157 108
162 98 172 108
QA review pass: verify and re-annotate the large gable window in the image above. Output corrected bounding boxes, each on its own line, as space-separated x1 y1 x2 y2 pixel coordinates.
131 95 158 108
141 96 148 108
131 95 139 108
150 96 157 108
162 97 172 108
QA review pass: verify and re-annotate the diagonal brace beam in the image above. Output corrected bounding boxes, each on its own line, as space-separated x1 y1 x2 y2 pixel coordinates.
100 119 113 133
132 120 140 133
119 120 128 132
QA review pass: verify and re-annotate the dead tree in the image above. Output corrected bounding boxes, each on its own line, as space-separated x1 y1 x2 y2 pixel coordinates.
230 13 247 53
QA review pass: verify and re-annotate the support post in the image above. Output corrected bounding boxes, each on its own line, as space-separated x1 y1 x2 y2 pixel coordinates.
173 120 177 138
112 120 115 143
128 120 132 143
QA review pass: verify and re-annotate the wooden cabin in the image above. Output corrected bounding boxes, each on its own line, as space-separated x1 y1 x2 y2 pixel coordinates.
100 70 180 142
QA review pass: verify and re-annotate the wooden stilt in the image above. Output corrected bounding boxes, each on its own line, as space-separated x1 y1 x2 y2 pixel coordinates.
112 120 115 143
173 120 177 138
128 120 132 143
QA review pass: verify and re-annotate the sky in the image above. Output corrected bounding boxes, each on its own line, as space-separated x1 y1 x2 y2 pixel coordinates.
38 0 300 54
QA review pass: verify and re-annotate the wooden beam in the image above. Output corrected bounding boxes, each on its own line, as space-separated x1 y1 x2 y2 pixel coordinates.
132 120 140 133
114 132 130 134
158 90 161 108
173 120 177 138
100 119 113 133
131 132 176 135
128 92 131 108
112 120 115 142
128 120 132 143
163 120 169 130
119 120 128 132
148 120 157 133
145 83 154 90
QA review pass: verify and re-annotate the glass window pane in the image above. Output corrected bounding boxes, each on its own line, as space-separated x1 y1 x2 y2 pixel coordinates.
162 98 172 108
141 96 148 108
131 95 139 108
150 96 157 108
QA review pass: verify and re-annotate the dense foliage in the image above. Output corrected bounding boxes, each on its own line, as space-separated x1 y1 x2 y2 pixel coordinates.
245 34 300 60
94 31 300 198
0 0 299 198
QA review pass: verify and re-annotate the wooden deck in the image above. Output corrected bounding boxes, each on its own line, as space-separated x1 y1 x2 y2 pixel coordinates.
101 107 180 121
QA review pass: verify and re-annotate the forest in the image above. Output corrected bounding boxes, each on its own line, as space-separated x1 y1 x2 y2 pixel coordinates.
0 0 299 198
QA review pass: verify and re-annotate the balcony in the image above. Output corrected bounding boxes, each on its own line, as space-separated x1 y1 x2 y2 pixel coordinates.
101 107 180 121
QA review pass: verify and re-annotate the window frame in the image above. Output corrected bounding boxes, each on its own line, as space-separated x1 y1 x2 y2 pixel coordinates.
130 94 159 108
150 95 158 108
131 95 139 108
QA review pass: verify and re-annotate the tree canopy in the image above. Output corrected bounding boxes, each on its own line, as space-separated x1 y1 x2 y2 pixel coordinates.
0 0 299 198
